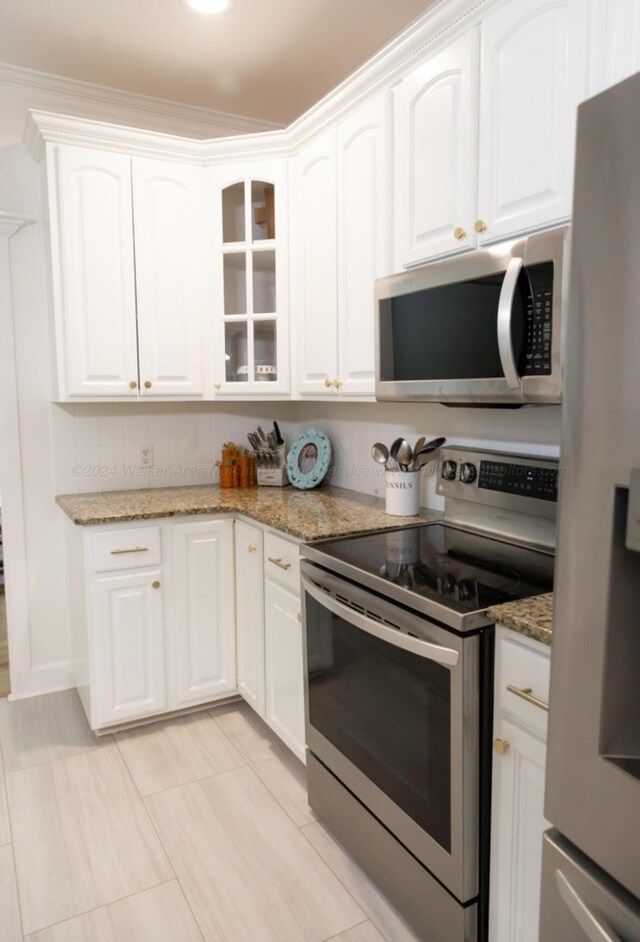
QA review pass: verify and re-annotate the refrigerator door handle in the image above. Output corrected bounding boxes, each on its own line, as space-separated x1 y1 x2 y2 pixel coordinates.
556 869 623 942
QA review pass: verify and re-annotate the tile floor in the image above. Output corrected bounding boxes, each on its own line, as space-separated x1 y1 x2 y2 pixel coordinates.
0 690 421 941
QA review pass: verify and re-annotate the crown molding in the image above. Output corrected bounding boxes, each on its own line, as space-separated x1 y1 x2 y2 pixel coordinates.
0 61 281 144
0 212 35 238
22 0 498 164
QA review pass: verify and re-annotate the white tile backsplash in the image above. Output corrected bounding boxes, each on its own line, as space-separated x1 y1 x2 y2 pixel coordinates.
51 398 561 511
51 404 217 495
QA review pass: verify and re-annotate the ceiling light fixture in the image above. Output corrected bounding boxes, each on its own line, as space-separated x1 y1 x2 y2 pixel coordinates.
181 0 229 14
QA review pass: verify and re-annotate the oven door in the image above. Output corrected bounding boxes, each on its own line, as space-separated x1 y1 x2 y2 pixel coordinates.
301 560 481 904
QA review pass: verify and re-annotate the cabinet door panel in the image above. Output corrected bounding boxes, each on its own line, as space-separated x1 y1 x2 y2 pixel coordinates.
132 158 206 397
291 130 339 396
211 160 290 396
489 719 550 942
394 29 479 267
337 93 388 397
235 521 265 715
264 579 305 762
91 568 166 727
478 0 589 242
56 146 138 398
169 519 236 707
589 0 640 95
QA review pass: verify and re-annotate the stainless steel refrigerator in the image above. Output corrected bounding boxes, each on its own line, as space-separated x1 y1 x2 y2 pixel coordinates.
540 73 640 939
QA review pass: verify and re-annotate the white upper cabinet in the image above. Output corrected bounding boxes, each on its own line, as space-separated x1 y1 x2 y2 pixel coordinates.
54 146 139 398
132 159 206 397
589 0 640 95
293 96 387 399
291 129 339 396
394 29 480 267
47 146 212 401
477 0 589 243
211 159 290 396
336 93 388 396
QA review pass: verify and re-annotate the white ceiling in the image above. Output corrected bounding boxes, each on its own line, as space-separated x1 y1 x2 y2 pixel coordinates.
0 0 436 125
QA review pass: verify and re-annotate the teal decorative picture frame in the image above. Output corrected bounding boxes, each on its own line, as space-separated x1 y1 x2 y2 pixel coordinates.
286 428 332 489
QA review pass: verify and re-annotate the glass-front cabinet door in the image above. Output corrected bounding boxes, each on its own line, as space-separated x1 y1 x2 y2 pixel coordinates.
211 161 289 395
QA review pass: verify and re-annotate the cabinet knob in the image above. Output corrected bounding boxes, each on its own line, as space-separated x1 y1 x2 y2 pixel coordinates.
297 613 302 624
152 580 161 589
214 382 222 390
144 380 152 389
454 226 467 241
248 545 257 553
493 738 510 756
129 380 138 389
474 219 488 234
324 378 334 388
334 379 343 389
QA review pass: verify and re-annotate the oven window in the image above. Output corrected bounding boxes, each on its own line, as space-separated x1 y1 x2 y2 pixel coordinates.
306 595 452 853
379 271 527 382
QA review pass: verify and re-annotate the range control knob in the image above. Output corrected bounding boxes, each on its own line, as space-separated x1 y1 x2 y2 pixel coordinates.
441 460 458 481
460 462 477 484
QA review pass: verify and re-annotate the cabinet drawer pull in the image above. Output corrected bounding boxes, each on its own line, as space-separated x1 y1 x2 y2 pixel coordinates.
268 557 291 571
506 683 549 712
214 382 222 389
248 545 257 553
297 613 302 623
110 546 149 555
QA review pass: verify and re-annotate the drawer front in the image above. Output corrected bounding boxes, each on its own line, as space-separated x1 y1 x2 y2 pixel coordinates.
496 631 551 736
264 531 301 593
92 525 162 572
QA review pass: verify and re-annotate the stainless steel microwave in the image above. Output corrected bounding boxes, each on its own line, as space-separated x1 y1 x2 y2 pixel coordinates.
375 226 569 405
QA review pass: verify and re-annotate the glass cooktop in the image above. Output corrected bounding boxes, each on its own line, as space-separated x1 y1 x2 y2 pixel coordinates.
306 523 554 625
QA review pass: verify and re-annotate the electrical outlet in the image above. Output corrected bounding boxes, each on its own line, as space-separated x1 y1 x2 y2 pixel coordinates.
139 443 154 468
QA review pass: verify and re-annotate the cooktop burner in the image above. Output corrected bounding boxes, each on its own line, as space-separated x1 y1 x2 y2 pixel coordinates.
304 523 554 628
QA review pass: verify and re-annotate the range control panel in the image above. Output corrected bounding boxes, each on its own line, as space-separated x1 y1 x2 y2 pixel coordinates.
478 460 558 502
437 447 560 509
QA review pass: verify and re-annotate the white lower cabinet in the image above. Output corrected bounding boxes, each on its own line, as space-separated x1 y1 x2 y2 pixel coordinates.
235 520 266 715
69 516 236 731
489 627 551 942
91 567 167 727
167 518 236 708
264 578 305 763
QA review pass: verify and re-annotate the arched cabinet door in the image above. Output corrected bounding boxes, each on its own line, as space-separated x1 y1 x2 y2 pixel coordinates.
211 160 290 396
336 92 388 398
291 129 339 397
477 0 589 243
394 29 479 268
132 158 207 397
55 146 139 398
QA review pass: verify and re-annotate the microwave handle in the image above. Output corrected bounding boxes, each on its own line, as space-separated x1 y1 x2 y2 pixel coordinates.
497 256 524 390
302 575 459 667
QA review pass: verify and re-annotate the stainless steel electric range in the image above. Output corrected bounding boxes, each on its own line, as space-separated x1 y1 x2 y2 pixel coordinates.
300 447 558 942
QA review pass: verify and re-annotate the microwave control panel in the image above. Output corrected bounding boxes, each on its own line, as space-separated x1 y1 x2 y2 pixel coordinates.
522 261 554 376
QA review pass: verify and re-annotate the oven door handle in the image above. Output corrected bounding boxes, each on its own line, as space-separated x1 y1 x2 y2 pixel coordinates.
302 576 460 667
497 256 524 390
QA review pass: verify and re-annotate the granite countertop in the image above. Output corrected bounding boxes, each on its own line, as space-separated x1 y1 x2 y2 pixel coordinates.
487 593 554 646
56 483 438 542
